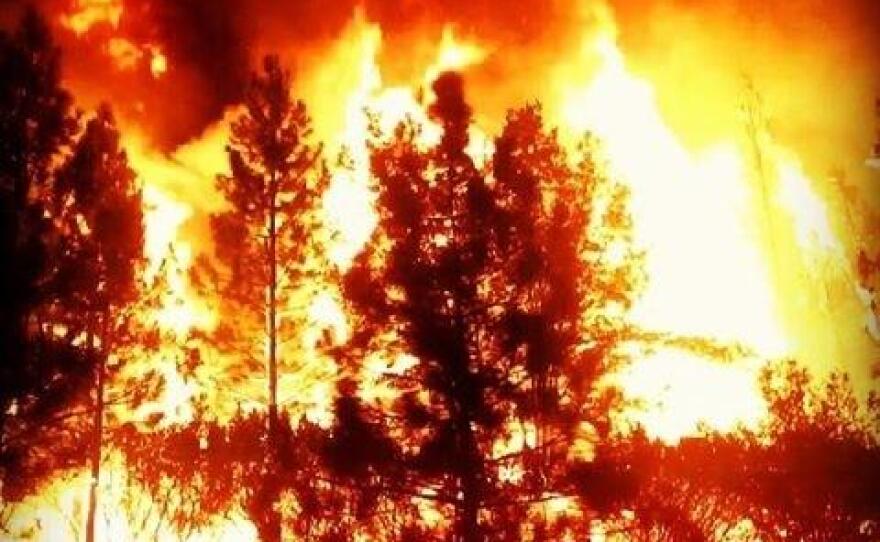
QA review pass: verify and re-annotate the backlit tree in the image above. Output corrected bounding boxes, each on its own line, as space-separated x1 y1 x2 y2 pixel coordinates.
0 7 84 499
195 54 327 542
328 72 638 541
52 104 145 542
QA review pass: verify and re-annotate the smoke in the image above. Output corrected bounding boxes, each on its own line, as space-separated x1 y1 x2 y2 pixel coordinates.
3 0 578 147
12 0 876 179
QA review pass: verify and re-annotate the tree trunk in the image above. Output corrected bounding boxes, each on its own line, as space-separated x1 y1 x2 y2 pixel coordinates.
451 301 481 542
85 322 104 542
263 171 282 542
0 406 6 466
457 439 482 542
268 173 278 438
449 158 482 542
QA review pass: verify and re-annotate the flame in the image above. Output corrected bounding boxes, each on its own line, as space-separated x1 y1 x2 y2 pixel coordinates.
546 15 853 442
128 133 220 338
311 17 489 270
117 8 849 446
59 0 122 35
424 26 488 91
105 38 141 71
61 1 169 79
777 156 843 257
617 352 767 442
10 3 870 538
149 47 168 78
2 452 258 541
556 30 787 355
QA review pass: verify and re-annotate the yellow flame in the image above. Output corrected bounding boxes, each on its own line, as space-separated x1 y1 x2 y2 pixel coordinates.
105 38 142 71
60 0 122 35
424 26 488 90
617 352 767 442
776 156 843 257
557 32 787 355
2 452 258 541
130 136 218 337
16 9 864 538
549 17 846 441
149 48 168 78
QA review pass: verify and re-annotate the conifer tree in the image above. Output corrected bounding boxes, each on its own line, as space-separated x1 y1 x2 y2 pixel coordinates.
0 7 83 496
52 104 145 542
329 73 637 541
199 54 327 542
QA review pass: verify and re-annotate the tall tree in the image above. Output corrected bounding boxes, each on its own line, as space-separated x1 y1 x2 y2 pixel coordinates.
0 7 83 497
199 54 326 542
52 104 145 542
329 73 637 541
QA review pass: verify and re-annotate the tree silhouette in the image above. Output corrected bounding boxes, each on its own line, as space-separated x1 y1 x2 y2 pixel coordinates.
0 7 85 499
194 54 327 542
52 103 145 542
694 363 880 541
329 73 637 541
4 11 878 542
570 361 880 541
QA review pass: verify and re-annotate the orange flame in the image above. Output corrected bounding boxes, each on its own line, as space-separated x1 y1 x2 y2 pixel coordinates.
9 3 871 538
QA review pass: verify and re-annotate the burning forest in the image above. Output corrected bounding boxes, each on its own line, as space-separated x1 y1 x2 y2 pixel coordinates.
2 0 880 540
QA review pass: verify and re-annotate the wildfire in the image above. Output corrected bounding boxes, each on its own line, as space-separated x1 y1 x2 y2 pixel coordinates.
4 1 875 539
79 0 854 447
132 0 851 481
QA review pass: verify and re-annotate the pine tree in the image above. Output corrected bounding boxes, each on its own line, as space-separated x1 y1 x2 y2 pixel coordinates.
0 7 83 497
330 73 637 541
52 104 145 542
199 54 327 542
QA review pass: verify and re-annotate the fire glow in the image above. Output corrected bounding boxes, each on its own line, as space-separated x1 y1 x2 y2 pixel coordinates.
2 0 878 540
122 11 852 440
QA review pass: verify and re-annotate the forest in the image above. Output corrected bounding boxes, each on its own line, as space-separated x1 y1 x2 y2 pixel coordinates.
2 2 880 541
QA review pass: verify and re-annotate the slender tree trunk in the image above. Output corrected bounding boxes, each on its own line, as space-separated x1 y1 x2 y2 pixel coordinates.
0 404 6 465
452 348 481 542
457 429 482 542
0 315 17 458
263 171 282 542
448 155 482 542
533 371 551 542
85 320 104 542
268 174 278 444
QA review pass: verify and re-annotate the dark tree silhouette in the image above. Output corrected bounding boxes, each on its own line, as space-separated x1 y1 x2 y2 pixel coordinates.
328 73 637 541
194 54 328 542
683 363 880 542
0 7 85 498
122 403 355 542
52 103 145 542
568 361 880 542
0 16 154 541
